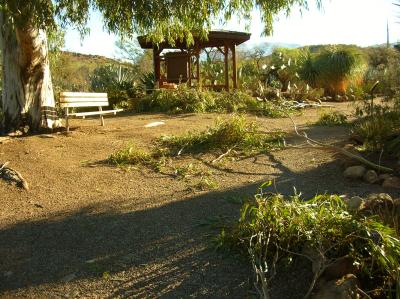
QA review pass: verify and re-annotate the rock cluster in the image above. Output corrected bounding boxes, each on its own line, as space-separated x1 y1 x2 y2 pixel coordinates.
343 165 400 189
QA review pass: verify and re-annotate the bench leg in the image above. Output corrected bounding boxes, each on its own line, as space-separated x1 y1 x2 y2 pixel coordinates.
65 108 69 132
99 106 105 126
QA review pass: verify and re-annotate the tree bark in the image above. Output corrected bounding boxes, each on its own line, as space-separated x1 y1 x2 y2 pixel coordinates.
0 13 58 132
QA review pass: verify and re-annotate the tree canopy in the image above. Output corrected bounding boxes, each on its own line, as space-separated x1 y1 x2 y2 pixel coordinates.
1 0 322 43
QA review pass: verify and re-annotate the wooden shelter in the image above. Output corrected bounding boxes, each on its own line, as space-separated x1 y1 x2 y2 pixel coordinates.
137 30 251 91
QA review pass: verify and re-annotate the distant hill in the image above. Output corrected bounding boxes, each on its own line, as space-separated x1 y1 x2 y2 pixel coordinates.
51 51 124 92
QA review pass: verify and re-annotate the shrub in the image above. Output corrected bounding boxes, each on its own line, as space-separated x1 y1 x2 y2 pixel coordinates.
316 111 348 126
353 105 400 152
217 190 400 298
136 86 293 117
90 64 142 109
364 47 400 96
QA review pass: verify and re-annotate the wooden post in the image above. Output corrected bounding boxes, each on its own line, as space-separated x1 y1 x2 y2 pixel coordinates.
231 44 237 89
188 52 192 87
224 44 229 92
196 50 201 90
153 48 161 89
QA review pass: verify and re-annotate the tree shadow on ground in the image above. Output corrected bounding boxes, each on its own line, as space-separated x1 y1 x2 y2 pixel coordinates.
1 125 399 298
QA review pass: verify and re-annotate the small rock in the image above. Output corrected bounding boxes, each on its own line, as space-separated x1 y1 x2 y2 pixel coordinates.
23 126 30 134
363 170 378 184
343 165 366 180
382 177 400 189
346 196 364 211
313 274 359 299
8 130 23 137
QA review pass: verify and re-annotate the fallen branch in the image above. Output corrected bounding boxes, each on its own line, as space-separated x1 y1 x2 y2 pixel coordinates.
286 114 393 173
0 162 29 190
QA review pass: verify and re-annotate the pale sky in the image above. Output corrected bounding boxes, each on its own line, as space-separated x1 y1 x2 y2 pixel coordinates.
64 0 399 58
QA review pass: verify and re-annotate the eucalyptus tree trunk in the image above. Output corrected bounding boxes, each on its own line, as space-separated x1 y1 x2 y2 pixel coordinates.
0 13 58 132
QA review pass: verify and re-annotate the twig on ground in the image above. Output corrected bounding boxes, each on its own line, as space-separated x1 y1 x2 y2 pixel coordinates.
0 161 10 171
211 146 236 164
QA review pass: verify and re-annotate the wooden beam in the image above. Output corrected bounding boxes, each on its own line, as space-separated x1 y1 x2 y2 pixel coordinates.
224 44 229 92
231 44 237 89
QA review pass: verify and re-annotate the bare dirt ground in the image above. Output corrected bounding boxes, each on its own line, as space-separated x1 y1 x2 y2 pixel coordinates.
1 102 399 298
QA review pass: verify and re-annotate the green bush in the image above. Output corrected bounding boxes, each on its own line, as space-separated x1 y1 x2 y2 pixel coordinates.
364 47 400 96
316 111 348 126
218 190 400 298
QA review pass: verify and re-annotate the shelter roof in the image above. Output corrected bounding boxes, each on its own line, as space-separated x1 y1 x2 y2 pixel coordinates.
137 30 251 50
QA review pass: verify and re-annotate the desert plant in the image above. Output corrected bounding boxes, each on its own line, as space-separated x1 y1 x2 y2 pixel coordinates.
267 48 304 92
217 189 400 298
317 47 367 96
301 46 367 97
140 72 155 93
90 64 142 109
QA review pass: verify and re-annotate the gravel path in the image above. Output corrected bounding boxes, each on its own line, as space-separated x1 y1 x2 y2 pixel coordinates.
1 102 399 298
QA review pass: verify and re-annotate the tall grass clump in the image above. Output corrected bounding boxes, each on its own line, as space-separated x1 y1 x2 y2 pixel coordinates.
217 190 400 298
158 116 284 156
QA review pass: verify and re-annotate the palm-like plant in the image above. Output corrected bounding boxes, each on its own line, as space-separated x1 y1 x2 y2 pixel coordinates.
300 46 367 96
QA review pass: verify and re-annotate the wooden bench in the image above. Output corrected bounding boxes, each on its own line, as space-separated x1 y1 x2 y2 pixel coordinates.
59 92 123 132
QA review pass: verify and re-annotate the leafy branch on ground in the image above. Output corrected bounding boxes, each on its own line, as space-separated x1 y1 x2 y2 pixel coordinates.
107 116 284 190
135 86 294 117
315 110 348 126
158 115 284 156
216 188 400 298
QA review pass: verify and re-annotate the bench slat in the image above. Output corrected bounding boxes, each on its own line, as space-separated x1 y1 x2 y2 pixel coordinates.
60 92 107 98
68 109 124 117
60 102 109 108
60 97 108 103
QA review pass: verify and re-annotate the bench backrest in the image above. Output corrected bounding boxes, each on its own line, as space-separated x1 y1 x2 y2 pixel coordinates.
59 92 109 108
